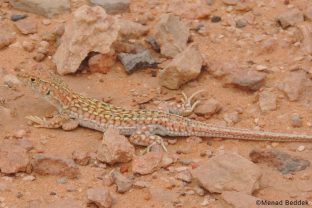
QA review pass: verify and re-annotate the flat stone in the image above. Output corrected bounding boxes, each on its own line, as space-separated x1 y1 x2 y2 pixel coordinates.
14 19 37 35
118 50 157 74
226 69 266 91
0 140 30 174
221 191 266 208
90 0 130 14
87 187 112 208
0 22 16 50
31 154 80 179
250 149 310 174
194 98 221 117
191 153 262 194
278 71 307 101
154 14 189 58
118 19 149 38
258 88 277 112
159 44 203 89
97 128 135 165
277 8 304 29
53 5 119 75
9 0 70 18
111 171 133 193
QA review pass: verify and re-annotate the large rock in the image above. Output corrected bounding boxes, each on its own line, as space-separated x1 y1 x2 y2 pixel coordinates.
191 153 262 194
158 45 203 89
53 5 119 75
9 0 70 18
278 71 307 101
97 128 135 165
298 23 312 55
31 154 80 178
0 22 16 50
0 140 31 174
277 8 304 29
154 14 189 58
221 191 268 208
87 187 113 208
90 0 130 14
226 69 266 91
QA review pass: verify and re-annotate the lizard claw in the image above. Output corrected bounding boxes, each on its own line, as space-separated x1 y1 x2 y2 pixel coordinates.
171 90 205 116
25 115 46 128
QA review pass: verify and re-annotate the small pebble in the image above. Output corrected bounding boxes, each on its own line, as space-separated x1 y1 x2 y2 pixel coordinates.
56 177 67 184
211 16 221 23
297 145 305 152
22 175 35 181
291 113 303 127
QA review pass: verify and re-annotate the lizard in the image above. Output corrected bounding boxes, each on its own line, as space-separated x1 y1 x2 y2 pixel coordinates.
17 72 312 151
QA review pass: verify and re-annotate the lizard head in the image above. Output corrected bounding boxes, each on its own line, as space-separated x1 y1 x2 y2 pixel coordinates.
17 72 71 109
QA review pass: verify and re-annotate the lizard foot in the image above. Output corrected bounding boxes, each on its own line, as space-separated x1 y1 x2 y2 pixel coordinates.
169 90 205 116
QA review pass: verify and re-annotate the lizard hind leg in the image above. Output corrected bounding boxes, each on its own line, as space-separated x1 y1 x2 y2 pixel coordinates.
169 90 205 117
129 126 167 152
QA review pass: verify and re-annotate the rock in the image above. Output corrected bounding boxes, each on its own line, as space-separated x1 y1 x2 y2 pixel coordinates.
10 14 27 21
90 0 130 14
258 88 277 112
298 23 312 55
88 53 115 74
222 0 239 5
221 191 264 208
277 8 304 29
132 152 163 175
304 5 312 21
145 36 160 52
9 0 70 18
226 69 266 91
235 17 247 28
97 128 135 165
53 5 119 75
176 169 192 183
31 154 80 179
159 45 203 89
118 50 157 74
0 22 16 50
278 71 307 101
194 98 221 117
223 111 239 125
111 171 133 193
22 175 36 181
290 113 303 127
154 14 189 58
14 19 37 35
119 19 149 38
211 16 221 23
21 40 35 52
0 140 30 174
72 150 90 166
191 153 262 194
87 187 112 208
3 74 20 87
249 149 310 174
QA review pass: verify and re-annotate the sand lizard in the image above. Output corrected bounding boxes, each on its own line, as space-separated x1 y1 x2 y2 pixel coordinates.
17 72 312 151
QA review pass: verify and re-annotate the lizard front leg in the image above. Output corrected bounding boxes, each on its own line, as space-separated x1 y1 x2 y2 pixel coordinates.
26 113 79 131
169 90 204 116
129 126 167 152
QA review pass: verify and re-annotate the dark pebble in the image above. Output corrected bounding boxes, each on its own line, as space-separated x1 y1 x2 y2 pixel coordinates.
11 14 27 22
211 16 221 23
